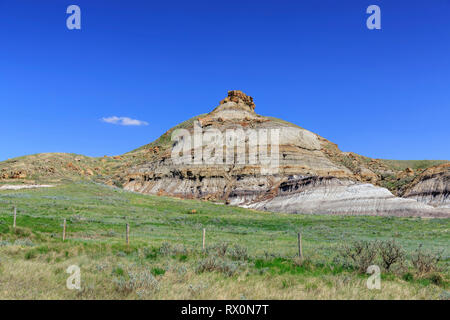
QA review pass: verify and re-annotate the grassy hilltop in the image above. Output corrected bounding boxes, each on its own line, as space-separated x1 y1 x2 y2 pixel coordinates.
0 182 448 299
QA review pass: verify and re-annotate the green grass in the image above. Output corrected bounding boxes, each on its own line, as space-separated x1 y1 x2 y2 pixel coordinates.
0 182 448 299
381 160 449 171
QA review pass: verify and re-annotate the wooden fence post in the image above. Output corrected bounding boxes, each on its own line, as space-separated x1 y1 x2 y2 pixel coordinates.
13 207 16 229
298 232 303 259
126 223 130 246
202 228 206 250
63 218 66 241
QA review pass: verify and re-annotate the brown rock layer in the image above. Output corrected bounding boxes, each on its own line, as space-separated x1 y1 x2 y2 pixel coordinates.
124 91 450 217
403 164 450 208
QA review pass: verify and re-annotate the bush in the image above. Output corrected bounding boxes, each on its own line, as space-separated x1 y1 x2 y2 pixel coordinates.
12 227 31 237
402 272 414 282
142 247 158 259
24 250 36 260
207 242 229 257
292 257 313 269
112 267 124 276
171 244 189 256
188 282 208 296
377 239 405 271
197 256 220 273
116 251 126 257
411 245 442 276
229 244 249 261
14 238 34 247
196 256 239 277
113 269 159 296
159 242 188 256
427 273 444 286
0 240 11 247
159 242 172 256
439 290 450 300
151 267 165 276
339 240 378 273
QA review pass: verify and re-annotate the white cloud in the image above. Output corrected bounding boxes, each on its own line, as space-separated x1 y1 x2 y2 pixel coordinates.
101 116 148 126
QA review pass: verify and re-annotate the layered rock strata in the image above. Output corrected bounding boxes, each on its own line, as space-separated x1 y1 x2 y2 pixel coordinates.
403 164 450 209
124 91 450 217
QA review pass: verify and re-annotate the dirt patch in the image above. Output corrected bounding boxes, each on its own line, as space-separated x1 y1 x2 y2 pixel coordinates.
0 184 54 190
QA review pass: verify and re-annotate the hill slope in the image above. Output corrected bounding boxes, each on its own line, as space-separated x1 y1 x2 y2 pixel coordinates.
122 91 450 217
1 91 449 217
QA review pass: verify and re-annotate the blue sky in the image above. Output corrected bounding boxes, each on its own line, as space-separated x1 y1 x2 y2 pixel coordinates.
1 0 449 161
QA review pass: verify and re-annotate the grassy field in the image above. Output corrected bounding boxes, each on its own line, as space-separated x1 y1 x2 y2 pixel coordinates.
0 182 448 299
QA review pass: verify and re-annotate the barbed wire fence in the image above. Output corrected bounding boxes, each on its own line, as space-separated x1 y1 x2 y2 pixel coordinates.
0 206 305 258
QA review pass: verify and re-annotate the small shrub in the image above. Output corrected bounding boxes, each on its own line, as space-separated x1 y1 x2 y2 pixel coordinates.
196 256 239 277
159 242 188 256
112 277 132 295
116 251 126 257
229 244 249 261
257 267 269 275
332 255 353 270
188 282 208 296
411 245 442 276
293 257 313 270
339 240 378 273
196 256 219 273
113 269 159 296
24 250 36 260
14 238 34 247
216 242 229 257
207 242 229 257
402 272 414 282
427 273 444 286
12 227 31 237
112 267 124 276
142 247 158 259
171 244 188 256
151 267 166 276
220 261 239 277
177 254 188 261
439 290 450 300
174 265 187 276
377 239 405 271
159 242 172 256
0 240 11 247
95 262 108 271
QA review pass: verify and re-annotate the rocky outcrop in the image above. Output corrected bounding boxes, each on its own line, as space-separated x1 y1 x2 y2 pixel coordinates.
1 169 27 179
403 164 450 209
230 176 449 218
123 91 450 218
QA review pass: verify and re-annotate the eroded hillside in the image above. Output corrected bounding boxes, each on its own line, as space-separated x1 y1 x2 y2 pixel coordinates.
1 91 448 216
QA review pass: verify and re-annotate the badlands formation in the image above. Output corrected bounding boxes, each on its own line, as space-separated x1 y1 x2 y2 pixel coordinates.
124 91 450 217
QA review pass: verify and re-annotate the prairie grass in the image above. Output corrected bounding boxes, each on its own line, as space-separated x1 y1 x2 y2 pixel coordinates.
0 182 448 299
